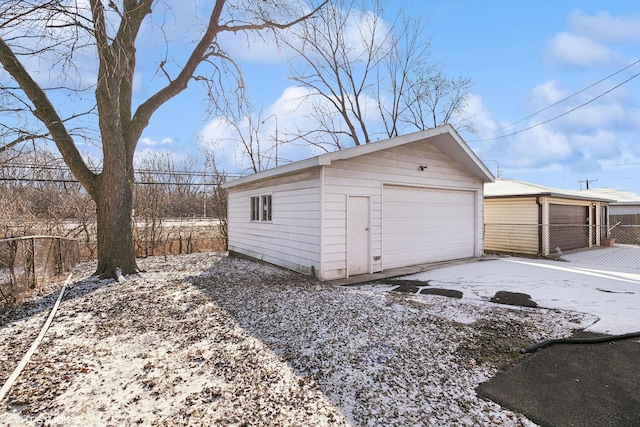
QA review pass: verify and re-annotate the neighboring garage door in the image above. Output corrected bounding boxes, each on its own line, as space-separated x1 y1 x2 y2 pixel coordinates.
383 185 476 270
549 204 589 251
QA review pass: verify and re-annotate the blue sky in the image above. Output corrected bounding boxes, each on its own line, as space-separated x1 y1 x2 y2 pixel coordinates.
134 1 640 192
5 1 638 193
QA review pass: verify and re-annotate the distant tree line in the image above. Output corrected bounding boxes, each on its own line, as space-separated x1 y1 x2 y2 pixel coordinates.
0 147 229 257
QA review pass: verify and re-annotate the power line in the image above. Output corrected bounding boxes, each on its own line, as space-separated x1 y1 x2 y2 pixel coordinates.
1 163 244 179
470 70 640 142
478 59 640 139
0 177 226 186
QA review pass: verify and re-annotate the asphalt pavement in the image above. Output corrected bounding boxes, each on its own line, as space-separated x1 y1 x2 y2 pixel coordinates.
477 331 640 427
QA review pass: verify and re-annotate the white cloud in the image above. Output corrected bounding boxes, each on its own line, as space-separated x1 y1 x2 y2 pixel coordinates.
477 78 634 169
343 10 394 62
269 86 312 114
198 116 238 157
217 31 284 64
547 32 619 67
197 83 383 171
132 72 145 96
197 114 283 172
463 94 498 151
571 130 619 158
520 9 640 174
559 101 626 131
505 126 574 168
530 80 637 133
138 0 202 48
208 1 316 65
140 137 173 146
466 95 497 134
569 10 640 43
531 80 568 105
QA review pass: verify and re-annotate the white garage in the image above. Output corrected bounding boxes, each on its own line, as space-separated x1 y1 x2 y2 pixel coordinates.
223 125 494 281
383 185 477 269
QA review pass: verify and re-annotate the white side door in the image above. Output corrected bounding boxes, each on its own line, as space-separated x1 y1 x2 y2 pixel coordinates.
347 196 370 276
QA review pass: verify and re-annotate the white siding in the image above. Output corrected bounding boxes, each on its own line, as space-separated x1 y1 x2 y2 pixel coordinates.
610 205 640 215
227 170 322 276
321 140 484 280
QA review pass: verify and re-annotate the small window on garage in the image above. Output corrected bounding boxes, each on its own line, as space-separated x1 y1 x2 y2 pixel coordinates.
250 196 260 221
250 194 273 221
261 194 272 221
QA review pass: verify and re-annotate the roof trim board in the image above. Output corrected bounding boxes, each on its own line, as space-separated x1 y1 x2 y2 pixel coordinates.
222 125 494 189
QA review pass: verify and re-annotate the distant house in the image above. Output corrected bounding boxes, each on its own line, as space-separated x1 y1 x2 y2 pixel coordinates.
578 188 640 244
222 125 494 281
578 188 640 216
484 179 613 256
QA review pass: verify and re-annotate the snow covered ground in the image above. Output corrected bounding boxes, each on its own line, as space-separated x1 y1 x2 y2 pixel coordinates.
0 253 600 426
397 251 640 335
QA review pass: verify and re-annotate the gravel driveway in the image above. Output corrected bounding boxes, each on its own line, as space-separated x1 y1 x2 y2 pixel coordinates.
0 253 594 426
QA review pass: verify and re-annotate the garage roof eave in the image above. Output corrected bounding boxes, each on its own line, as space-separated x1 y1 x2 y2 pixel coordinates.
222 124 494 188
485 193 616 203
429 126 495 183
220 157 322 189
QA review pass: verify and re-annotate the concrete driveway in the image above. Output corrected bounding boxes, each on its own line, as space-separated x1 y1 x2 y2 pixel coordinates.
398 250 640 335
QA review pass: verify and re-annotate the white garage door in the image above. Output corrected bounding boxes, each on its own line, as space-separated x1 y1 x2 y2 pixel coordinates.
383 185 476 270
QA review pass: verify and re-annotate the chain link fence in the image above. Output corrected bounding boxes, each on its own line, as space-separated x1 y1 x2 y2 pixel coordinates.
133 217 226 258
0 236 80 309
610 213 640 240
484 223 640 270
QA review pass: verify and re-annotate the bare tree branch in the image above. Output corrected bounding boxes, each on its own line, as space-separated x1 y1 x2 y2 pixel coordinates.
0 36 97 192
0 133 48 154
281 0 474 150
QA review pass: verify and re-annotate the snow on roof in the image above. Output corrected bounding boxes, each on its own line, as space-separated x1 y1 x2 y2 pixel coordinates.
484 178 615 202
223 125 494 189
577 188 640 205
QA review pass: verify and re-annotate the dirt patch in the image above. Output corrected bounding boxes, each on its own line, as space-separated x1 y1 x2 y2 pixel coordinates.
375 280 464 299
457 320 534 371
490 291 538 308
420 288 463 298
390 285 420 293
376 279 428 287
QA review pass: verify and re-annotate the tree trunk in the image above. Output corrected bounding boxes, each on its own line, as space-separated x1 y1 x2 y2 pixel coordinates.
93 115 138 277
94 169 138 278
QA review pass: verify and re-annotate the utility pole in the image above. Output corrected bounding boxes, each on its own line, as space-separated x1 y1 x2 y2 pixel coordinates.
578 179 598 190
482 159 501 178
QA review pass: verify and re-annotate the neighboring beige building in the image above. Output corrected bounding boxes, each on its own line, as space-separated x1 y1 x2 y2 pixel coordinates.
578 188 640 216
223 125 494 281
484 179 613 256
578 188 640 244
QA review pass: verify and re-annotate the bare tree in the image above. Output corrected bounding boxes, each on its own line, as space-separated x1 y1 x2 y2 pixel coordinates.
199 88 282 174
202 148 229 249
0 0 326 278
215 109 274 174
0 148 95 244
283 0 474 150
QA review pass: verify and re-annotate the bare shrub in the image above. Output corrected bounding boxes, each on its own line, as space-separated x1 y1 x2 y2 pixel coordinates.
1 147 229 261
0 236 79 311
